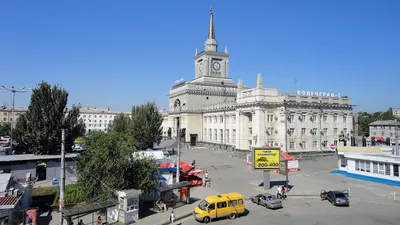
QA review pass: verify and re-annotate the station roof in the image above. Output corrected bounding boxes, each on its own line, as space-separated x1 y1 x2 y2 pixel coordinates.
62 199 119 217
0 153 79 163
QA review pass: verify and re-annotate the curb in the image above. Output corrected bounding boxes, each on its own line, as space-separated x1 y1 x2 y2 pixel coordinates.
159 211 192 225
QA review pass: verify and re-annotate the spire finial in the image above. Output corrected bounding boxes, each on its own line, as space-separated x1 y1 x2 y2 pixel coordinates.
224 46 228 54
257 73 263 89
195 48 198 56
208 6 215 39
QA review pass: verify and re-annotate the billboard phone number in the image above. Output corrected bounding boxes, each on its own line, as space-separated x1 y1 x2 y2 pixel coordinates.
256 162 279 168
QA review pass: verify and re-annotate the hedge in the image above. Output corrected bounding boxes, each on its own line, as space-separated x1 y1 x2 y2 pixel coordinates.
32 184 85 205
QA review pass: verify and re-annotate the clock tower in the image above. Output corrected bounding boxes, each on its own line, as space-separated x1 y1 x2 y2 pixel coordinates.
194 7 230 81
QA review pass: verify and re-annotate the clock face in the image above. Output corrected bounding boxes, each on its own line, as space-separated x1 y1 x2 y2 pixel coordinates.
212 61 221 71
198 62 203 72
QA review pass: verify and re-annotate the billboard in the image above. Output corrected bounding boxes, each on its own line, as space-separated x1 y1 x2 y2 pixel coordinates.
252 148 281 170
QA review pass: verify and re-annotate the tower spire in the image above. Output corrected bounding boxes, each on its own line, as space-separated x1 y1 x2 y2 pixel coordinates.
208 7 215 39
204 7 218 52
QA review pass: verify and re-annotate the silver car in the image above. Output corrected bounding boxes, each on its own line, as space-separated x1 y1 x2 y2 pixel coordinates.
251 194 283 209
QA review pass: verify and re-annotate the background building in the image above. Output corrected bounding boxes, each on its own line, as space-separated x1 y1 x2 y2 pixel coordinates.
392 108 400 118
369 120 399 144
161 8 354 152
78 107 130 133
0 105 28 127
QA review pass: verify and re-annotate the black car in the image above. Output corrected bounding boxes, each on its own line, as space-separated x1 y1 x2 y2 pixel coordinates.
320 190 349 206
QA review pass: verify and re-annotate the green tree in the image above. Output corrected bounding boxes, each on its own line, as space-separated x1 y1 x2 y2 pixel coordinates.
14 81 85 155
76 131 158 203
356 107 396 137
131 102 163 150
108 113 131 133
0 123 11 136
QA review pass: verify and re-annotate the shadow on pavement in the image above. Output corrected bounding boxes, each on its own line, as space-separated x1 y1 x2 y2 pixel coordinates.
258 181 294 191
37 213 52 225
208 209 250 223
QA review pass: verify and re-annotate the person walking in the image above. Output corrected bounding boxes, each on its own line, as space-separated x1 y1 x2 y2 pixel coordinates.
170 211 175 224
281 186 286 199
277 185 282 199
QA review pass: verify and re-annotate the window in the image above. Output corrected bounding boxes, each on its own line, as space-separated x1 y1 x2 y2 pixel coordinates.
233 116 236 123
360 160 365 171
378 163 384 175
323 115 327 122
323 141 328 147
209 129 212 140
312 128 317 135
343 128 348 135
249 116 252 122
301 128 306 135
334 128 338 135
290 142 295 150
343 116 347 123
290 115 294 122
214 117 217 123
228 200 237 206
333 114 337 122
220 116 223 123
226 129 230 143
217 202 227 208
99 115 102 118
238 199 244 205
355 160 360 171
220 129 223 141
323 128 328 135
214 129 217 141
301 141 307 149
289 128 295 136
312 141 318 149
233 129 236 142
366 162 371 172
300 114 306 122
394 165 399 177
94 115 97 118
340 157 346 167
312 115 317 122
373 162 378 173
385 164 390 176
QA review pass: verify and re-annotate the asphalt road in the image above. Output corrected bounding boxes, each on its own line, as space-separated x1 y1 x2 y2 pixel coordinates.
172 147 400 225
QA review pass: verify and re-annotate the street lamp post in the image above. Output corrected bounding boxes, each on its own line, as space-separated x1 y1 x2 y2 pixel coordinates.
176 103 186 184
1 86 31 153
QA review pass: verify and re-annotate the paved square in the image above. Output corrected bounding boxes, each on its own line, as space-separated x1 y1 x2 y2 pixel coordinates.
172 147 400 225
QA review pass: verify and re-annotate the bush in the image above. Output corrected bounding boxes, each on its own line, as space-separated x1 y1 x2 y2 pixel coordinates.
53 184 85 205
32 187 56 197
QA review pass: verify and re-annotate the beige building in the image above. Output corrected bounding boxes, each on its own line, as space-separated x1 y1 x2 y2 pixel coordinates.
0 105 28 127
161 8 354 152
77 106 130 133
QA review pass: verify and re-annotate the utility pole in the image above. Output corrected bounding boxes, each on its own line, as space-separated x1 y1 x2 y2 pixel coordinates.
396 119 399 156
222 82 227 149
284 100 288 152
60 129 65 224
1 86 31 153
319 101 323 151
176 104 185 184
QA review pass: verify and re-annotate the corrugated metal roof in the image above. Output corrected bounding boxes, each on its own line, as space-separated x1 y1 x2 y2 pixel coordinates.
0 196 21 209
337 146 382 153
369 120 398 126
0 153 79 162
0 174 11 192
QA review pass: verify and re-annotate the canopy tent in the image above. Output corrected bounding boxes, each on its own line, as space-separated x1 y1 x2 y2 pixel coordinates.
187 169 205 176
159 161 194 173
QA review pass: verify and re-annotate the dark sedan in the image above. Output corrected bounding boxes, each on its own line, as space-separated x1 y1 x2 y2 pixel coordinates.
321 190 349 206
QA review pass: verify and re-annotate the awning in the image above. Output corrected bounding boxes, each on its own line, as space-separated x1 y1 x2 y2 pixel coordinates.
373 136 384 141
188 169 205 176
159 161 194 173
158 181 191 192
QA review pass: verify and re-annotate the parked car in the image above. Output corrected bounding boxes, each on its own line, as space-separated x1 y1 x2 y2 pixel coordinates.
72 143 86 152
250 194 283 209
320 190 349 206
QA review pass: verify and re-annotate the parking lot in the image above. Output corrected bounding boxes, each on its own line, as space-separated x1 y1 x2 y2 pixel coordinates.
173 147 400 225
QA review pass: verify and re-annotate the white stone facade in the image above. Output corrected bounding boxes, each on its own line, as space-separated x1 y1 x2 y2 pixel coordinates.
78 107 130 133
161 8 354 152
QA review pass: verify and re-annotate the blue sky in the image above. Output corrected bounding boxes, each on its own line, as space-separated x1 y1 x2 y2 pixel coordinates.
0 0 399 112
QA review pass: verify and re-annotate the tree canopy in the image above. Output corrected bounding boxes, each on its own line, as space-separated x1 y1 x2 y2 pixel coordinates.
357 107 396 137
14 81 85 154
107 113 131 133
76 131 159 203
108 102 163 150
0 123 11 137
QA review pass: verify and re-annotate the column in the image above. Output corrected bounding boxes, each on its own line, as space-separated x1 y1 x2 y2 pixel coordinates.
254 108 266 147
235 111 240 150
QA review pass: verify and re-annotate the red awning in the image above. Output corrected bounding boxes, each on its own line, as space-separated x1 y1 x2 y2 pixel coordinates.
188 169 205 176
159 161 194 173
280 150 297 161
374 136 384 141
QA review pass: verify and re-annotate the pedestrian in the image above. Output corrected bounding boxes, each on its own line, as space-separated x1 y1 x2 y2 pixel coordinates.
205 171 208 179
281 186 286 199
78 219 84 225
257 195 261 205
96 216 102 225
277 185 282 199
170 211 175 224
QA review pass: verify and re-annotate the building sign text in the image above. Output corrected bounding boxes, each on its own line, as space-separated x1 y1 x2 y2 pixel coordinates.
297 90 341 98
